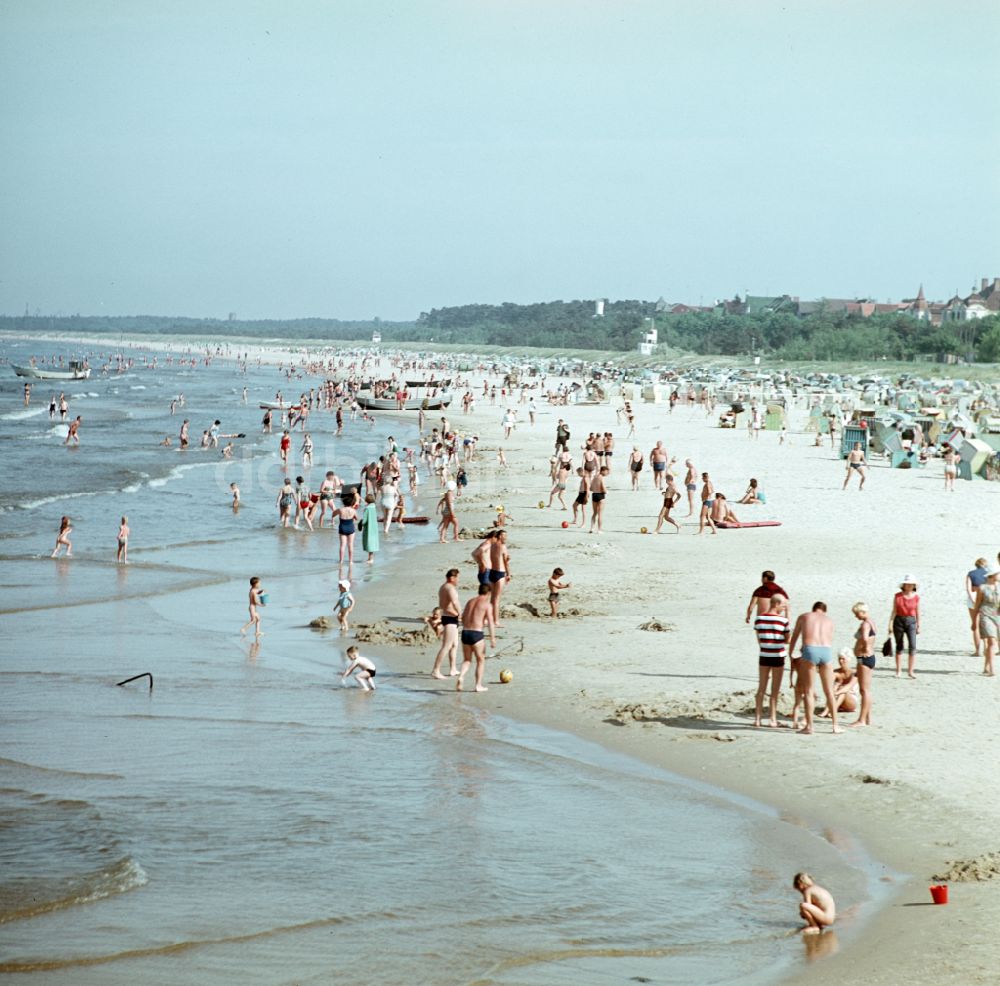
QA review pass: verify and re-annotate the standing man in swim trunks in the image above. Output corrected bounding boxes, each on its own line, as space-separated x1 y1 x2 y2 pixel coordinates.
649 441 668 490
457 584 496 693
683 459 698 516
698 472 717 535
589 466 608 534
572 467 590 528
437 480 459 543
487 529 512 625
179 419 189 449
471 532 494 588
65 415 82 446
788 602 842 735
431 568 462 679
843 442 867 490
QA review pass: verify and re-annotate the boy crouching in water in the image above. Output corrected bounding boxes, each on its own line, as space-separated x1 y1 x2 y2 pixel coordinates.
793 872 835 934
342 646 376 691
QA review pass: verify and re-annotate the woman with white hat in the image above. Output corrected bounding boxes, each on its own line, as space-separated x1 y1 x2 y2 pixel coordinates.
971 567 1000 677
887 578 920 678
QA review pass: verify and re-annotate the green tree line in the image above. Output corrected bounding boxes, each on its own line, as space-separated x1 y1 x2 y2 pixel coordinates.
5 304 999 362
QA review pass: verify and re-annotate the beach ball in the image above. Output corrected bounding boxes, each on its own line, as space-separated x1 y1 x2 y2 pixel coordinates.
538 500 545 509
561 521 569 529
640 527 648 534
499 669 513 684
497 504 504 512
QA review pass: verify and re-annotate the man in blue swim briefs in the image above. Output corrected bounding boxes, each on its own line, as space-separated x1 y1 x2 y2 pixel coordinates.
789 602 843 736
457 585 496 693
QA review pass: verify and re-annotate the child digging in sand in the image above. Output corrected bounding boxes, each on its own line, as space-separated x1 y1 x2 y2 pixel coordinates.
547 568 571 617
341 646 376 691
793 873 835 934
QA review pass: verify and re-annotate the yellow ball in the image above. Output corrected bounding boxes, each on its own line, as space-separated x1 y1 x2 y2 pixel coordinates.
537 501 545 509
499 669 513 684
497 504 504 512
640 527 648 534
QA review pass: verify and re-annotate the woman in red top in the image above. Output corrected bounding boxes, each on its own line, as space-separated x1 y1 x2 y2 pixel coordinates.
887 577 920 678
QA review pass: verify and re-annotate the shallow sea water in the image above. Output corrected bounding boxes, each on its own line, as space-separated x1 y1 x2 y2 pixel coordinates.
0 337 885 984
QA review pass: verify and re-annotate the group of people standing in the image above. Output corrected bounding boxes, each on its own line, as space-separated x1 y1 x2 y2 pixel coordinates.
747 558 1000 734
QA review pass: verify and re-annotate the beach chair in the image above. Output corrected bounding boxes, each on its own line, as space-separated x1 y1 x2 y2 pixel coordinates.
840 424 868 459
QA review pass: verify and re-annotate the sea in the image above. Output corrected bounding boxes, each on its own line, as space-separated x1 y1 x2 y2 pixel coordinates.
0 335 889 985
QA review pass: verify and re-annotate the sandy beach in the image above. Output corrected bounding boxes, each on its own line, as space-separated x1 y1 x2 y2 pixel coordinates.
5 333 1000 983
328 362 1000 983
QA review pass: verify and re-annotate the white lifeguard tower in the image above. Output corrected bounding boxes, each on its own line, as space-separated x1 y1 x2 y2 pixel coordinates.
372 329 382 346
639 319 657 356
594 299 605 317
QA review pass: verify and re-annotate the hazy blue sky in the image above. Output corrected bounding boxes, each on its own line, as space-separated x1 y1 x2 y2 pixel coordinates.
2 0 998 320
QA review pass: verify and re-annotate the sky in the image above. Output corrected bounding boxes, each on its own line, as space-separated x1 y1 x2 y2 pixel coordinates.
1 0 998 321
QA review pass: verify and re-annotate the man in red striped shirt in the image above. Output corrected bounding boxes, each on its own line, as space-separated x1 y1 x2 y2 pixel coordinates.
753 596 789 727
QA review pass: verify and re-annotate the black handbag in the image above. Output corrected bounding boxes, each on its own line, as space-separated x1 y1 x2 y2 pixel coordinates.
881 638 893 657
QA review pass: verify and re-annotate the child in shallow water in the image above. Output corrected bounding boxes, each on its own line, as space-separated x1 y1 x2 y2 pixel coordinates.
341 646 376 691
793 873 836 933
335 579 355 632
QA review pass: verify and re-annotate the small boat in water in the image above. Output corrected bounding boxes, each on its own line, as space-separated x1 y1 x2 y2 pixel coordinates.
356 392 452 411
13 359 91 381
259 401 299 411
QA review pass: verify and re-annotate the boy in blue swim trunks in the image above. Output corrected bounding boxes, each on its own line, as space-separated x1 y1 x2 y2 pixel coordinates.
788 602 843 735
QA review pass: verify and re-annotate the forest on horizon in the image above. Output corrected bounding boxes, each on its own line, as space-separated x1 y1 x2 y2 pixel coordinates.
4 300 999 362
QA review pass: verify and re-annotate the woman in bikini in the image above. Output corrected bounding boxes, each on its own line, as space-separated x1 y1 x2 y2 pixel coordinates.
739 478 762 504
851 602 876 726
818 651 858 717
316 472 339 528
548 457 570 510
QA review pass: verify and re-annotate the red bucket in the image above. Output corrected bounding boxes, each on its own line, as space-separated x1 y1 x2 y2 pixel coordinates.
929 885 948 905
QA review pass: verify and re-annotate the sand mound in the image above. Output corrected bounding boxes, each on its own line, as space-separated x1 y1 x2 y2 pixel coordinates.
608 690 795 725
353 621 438 647
933 852 1000 883
500 601 587 620
309 616 335 629
638 619 675 632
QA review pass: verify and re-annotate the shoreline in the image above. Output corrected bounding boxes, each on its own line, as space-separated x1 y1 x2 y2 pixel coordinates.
328 368 999 983
9 330 1000 982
